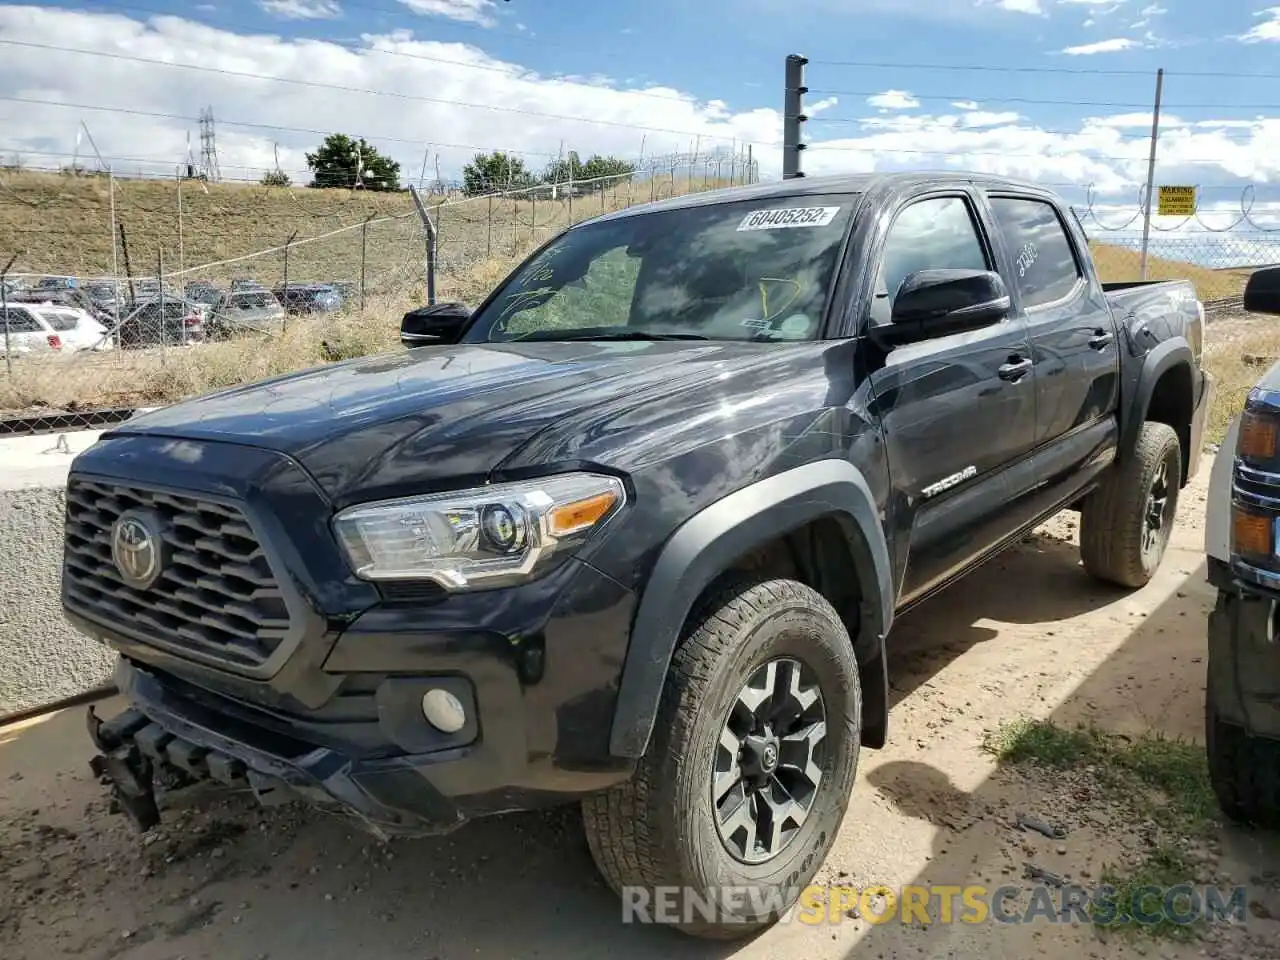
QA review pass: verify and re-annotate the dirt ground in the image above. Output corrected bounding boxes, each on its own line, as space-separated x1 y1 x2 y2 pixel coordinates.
4 453 1280 960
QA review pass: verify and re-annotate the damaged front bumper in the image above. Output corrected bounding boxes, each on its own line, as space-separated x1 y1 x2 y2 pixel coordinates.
86 662 497 841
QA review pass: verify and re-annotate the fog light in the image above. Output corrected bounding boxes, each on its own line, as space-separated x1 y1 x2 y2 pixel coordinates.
421 688 467 734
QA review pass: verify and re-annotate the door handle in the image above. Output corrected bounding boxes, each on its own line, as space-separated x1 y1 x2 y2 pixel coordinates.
1088 329 1114 350
998 356 1033 382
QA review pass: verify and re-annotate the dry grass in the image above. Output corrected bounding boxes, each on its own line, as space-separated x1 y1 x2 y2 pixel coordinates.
0 170 1263 420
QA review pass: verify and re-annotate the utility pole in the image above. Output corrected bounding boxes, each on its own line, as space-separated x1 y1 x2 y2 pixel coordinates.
1139 68 1164 282
783 54 808 180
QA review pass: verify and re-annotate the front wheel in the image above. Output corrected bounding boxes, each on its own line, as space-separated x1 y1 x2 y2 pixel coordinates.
582 576 861 940
1080 421 1183 588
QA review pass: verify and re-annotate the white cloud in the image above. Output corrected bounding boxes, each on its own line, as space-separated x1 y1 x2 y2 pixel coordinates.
866 89 920 110
1083 17 1095 25
1138 3 1166 13
1240 7 1280 42
1 4 1278 214
1057 0 1119 5
1061 36 1139 53
807 96 839 116
257 0 342 18
961 110 1022 128
397 0 498 27
990 0 1044 14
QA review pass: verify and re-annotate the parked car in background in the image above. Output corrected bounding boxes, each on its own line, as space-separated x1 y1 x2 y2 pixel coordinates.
273 282 344 316
328 279 357 301
206 288 286 339
116 297 206 348
184 281 224 305
83 280 124 315
230 277 267 292
1 303 106 354
34 274 78 292
7 288 117 328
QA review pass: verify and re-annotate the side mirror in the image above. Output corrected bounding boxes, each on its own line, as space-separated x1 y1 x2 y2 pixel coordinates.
1245 266 1280 316
877 269 1011 348
401 302 471 348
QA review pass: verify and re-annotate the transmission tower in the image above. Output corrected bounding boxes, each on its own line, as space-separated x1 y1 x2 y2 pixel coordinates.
198 107 222 183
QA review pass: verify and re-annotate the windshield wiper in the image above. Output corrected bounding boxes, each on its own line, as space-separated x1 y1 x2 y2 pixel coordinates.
551 330 712 341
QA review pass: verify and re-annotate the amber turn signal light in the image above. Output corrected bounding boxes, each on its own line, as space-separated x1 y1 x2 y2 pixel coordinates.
1232 506 1273 557
1239 412 1278 460
548 490 619 537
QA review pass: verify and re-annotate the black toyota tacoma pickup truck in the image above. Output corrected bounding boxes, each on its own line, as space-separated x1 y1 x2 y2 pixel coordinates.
70 172 1211 938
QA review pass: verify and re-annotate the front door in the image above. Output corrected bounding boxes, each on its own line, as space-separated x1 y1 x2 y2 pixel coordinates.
863 192 1039 605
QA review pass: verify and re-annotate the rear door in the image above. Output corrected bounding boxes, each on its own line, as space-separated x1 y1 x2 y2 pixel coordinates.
0 307 50 352
985 193 1120 470
862 189 1039 604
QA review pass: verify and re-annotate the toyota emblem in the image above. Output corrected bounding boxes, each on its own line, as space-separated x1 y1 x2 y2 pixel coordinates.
111 511 163 589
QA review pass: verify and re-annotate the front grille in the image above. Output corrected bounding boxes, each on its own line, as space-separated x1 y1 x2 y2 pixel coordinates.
63 478 292 670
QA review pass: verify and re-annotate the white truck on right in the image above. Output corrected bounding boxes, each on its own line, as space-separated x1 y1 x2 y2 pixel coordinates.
1204 264 1280 828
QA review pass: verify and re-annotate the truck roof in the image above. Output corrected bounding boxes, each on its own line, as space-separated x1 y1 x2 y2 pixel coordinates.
584 170 1057 226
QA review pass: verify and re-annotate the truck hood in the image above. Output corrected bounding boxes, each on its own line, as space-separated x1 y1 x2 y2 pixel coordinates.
109 339 776 504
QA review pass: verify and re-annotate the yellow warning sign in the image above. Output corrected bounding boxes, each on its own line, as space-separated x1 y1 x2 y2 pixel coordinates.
1157 185 1197 216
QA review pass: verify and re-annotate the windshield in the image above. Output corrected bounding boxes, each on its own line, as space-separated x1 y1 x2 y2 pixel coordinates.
463 193 859 343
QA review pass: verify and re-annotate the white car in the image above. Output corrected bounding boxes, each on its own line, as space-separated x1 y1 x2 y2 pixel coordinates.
0 303 112 354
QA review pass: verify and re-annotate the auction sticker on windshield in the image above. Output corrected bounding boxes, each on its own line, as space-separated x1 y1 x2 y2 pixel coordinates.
736 206 843 231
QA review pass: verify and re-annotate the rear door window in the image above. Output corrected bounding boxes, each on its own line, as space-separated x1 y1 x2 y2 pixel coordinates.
1 308 41 332
44 311 81 332
987 196 1083 308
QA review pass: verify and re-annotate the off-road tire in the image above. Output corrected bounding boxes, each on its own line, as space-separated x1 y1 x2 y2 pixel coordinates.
1080 421 1182 588
1206 591 1280 828
582 576 861 940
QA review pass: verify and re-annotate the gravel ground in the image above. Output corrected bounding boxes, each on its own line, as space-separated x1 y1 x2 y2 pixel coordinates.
3 454 1279 960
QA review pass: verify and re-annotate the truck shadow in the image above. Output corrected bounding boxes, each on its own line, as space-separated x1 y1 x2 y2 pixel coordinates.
884 526 1156 713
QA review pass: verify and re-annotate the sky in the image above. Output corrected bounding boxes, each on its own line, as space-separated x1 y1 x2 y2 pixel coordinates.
1 0 1280 258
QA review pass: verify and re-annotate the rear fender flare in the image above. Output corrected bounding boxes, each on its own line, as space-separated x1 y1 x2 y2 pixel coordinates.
607 459 894 759
1120 337 1195 460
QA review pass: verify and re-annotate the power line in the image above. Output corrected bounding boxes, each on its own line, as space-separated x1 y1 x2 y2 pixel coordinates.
808 58 1280 80
0 39 751 145
806 89 1280 110
0 96 567 159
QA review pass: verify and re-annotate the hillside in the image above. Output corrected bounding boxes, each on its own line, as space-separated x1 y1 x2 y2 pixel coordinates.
0 171 1251 304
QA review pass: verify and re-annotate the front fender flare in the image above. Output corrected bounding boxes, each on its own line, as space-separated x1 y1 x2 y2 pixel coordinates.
607 458 894 759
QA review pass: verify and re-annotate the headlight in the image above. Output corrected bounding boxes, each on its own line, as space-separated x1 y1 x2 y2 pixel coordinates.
332 472 626 589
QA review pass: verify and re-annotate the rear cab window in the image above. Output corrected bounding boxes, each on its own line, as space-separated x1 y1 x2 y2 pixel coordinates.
987 196 1083 308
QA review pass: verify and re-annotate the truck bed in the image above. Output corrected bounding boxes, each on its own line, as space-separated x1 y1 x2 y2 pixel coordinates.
1101 278 1202 362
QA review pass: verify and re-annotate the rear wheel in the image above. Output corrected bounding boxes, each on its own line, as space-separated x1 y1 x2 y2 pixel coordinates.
1080 421 1182 588
582 576 861 940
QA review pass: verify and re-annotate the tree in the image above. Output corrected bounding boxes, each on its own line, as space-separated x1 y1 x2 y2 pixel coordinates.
542 150 584 187
305 134 401 191
544 153 635 192
462 151 536 197
261 169 292 187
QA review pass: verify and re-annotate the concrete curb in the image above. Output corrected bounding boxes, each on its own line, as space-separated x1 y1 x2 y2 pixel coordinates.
0 411 156 717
